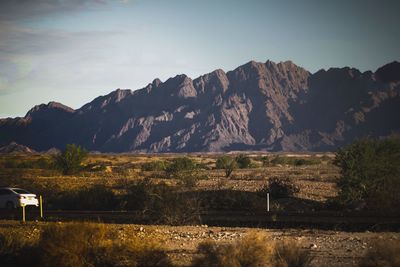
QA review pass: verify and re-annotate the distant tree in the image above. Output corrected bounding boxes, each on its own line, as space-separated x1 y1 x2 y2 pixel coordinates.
54 144 88 175
216 156 237 178
334 136 400 210
235 154 251 169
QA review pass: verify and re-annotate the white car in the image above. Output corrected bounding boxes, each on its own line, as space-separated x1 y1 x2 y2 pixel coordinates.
0 187 39 209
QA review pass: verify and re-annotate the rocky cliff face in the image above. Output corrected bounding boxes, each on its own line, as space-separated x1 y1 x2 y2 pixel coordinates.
1 60 399 152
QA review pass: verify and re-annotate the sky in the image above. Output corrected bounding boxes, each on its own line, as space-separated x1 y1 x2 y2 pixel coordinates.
0 0 399 118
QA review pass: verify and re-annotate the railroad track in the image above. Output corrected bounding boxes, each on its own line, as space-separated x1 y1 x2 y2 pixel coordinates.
1 210 399 231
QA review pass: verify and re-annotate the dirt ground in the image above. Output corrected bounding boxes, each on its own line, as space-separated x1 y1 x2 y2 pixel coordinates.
2 221 397 267
112 224 399 267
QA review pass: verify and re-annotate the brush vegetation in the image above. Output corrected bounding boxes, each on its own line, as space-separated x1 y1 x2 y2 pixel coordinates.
0 222 172 267
192 232 312 267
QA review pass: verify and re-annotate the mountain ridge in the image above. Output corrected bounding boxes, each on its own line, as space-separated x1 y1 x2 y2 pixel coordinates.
1 59 399 152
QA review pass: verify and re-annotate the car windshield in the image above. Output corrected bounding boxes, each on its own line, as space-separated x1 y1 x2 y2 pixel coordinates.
12 189 30 194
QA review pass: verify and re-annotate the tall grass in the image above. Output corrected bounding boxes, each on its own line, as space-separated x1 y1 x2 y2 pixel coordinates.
0 222 172 267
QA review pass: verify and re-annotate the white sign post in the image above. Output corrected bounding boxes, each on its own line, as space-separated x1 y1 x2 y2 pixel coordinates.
21 204 26 223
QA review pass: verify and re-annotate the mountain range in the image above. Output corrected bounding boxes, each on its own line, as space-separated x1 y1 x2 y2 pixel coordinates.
1 60 399 153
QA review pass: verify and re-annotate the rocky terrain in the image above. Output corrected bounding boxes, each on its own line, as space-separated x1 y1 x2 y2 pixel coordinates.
0 60 399 152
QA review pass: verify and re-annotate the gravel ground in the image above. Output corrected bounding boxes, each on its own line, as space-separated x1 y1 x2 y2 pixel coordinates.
106 223 400 267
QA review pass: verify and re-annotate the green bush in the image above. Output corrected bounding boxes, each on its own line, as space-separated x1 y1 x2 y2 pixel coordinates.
166 157 196 175
216 156 237 178
235 154 251 169
54 144 88 175
334 137 400 210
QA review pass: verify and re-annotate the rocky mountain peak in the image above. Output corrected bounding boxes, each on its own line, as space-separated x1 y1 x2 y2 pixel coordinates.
152 78 162 87
375 61 400 83
25 101 74 119
162 74 197 99
194 69 229 94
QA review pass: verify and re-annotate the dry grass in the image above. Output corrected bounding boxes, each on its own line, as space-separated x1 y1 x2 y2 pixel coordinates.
192 232 274 267
358 239 400 267
0 222 172 267
274 241 313 267
192 232 312 267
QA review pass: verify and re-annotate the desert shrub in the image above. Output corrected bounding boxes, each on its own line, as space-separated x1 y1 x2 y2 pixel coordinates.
98 237 173 267
141 160 167 171
125 179 202 224
54 144 88 175
358 239 400 267
174 170 208 188
0 230 40 266
192 232 312 267
293 158 320 166
0 223 172 267
334 136 400 211
261 177 300 198
166 157 196 175
164 158 208 188
195 162 211 170
39 222 172 267
235 154 251 169
270 156 320 166
270 156 290 165
53 185 119 210
274 241 313 267
261 156 271 166
215 156 237 178
39 222 107 267
192 232 274 267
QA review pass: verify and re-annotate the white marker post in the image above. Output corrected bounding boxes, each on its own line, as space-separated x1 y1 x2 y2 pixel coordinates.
39 196 43 220
21 204 26 223
266 193 270 212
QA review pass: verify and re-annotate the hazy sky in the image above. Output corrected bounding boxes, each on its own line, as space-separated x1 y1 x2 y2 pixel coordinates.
1 0 399 118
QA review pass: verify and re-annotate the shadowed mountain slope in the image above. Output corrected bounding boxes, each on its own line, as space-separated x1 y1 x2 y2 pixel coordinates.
1 60 399 152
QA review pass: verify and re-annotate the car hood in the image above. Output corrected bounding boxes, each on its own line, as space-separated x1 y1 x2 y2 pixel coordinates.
18 194 37 197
